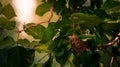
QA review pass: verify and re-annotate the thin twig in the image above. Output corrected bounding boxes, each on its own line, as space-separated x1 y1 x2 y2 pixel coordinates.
98 32 120 67
99 32 120 47
17 0 56 33
110 56 114 67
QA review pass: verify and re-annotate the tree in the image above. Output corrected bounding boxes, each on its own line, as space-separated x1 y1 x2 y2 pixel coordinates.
0 0 120 67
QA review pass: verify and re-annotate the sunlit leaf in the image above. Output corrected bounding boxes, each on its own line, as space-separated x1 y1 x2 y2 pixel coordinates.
78 34 95 41
25 25 45 39
36 2 51 16
0 17 16 30
35 41 52 52
2 4 16 19
40 22 56 43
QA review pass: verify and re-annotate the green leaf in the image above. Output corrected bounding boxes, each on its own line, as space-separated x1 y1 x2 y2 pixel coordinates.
102 0 120 11
0 17 16 30
102 23 119 36
70 13 102 28
2 4 16 19
36 2 51 16
48 37 63 54
78 34 95 40
42 54 53 67
83 52 101 67
112 46 120 56
0 36 15 48
0 2 2 14
54 0 66 14
25 24 46 39
40 22 56 43
48 36 70 65
17 39 30 46
7 46 35 67
81 51 92 64
0 47 9 67
35 41 52 52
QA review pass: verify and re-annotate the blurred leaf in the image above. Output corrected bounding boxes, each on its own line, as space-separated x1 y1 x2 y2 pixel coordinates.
55 52 69 66
25 24 45 39
102 0 120 11
83 52 101 67
36 2 51 16
17 39 30 46
40 22 56 43
112 46 120 56
48 37 64 56
0 3 2 14
5 21 16 30
7 46 35 67
0 36 15 48
87 39 97 52
42 54 53 67
70 13 102 28
102 23 119 36
0 47 9 67
48 36 70 65
36 41 52 52
100 52 111 67
81 51 92 64
0 17 16 30
2 4 16 19
78 34 95 41
54 0 66 14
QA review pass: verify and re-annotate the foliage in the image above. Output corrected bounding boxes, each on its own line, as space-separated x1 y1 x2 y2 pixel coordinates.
0 0 120 67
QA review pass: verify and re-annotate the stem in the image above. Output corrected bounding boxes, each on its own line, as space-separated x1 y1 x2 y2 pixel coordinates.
17 0 56 33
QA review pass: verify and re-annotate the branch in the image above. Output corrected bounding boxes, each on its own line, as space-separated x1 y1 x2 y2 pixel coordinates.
98 32 120 67
17 0 56 33
99 32 120 47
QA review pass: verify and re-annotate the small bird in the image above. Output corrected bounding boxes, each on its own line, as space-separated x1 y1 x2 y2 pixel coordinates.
69 34 87 56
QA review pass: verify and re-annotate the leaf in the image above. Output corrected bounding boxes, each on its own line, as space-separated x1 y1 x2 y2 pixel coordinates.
78 34 95 40
48 37 63 54
81 51 92 64
36 41 52 52
82 52 101 67
102 23 119 36
42 54 53 67
70 13 102 28
0 47 9 67
102 0 120 11
7 46 35 67
25 24 46 39
48 36 70 65
17 39 30 46
2 4 16 19
0 17 16 30
40 22 56 43
36 2 51 16
0 2 2 14
0 36 15 48
54 0 66 14
112 46 120 56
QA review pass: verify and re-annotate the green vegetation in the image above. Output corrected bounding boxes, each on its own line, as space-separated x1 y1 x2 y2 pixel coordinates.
0 0 120 67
